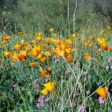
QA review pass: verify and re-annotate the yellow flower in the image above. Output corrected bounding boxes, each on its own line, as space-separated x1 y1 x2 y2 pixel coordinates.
97 38 109 50
40 68 50 77
41 88 49 96
53 48 66 57
85 53 91 61
11 51 23 61
45 51 51 58
38 32 42 37
107 26 111 30
86 31 89 33
37 53 43 59
66 39 73 46
89 43 93 48
44 81 56 92
53 33 57 36
50 28 54 32
20 51 28 59
101 30 105 34
3 35 11 41
40 56 47 63
14 44 22 50
30 62 36 68
11 62 14 67
66 54 73 62
90 36 95 41
21 39 24 46
4 52 11 57
36 36 42 42
96 87 108 98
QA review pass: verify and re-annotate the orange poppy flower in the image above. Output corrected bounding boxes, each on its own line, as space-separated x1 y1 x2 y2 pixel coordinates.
40 56 47 63
50 39 62 45
96 87 108 98
38 32 42 37
21 39 24 47
40 68 50 77
53 48 66 57
46 47 51 51
85 53 91 61
0 60 1 64
14 44 22 50
107 26 111 30
20 51 28 59
36 36 42 42
11 52 23 61
30 47 40 57
4 52 11 57
30 62 36 68
44 81 56 92
30 40 34 45
97 38 109 50
110 46 112 51
45 51 51 58
61 42 68 49
3 35 11 40
37 53 43 59
95 50 98 55
49 28 54 32
66 39 73 46
84 42 89 46
65 47 75 54
25 45 31 51
90 36 95 41
46 38 50 44
66 54 73 62
41 88 49 96
89 43 93 48
46 66 51 72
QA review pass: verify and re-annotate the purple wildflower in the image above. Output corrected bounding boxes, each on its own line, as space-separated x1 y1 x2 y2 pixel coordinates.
40 95 45 99
105 65 109 70
107 92 111 96
44 98 50 103
33 84 38 88
22 87 25 90
54 55 58 58
74 93 80 96
38 98 44 103
83 72 87 75
88 76 91 79
86 90 90 94
80 106 85 112
45 78 49 82
12 96 16 99
36 103 40 108
108 57 112 62
57 103 60 108
54 59 60 63
98 97 105 104
72 100 77 107
65 70 70 74
84 78 87 82
110 65 112 69
13 84 18 88
33 79 38 83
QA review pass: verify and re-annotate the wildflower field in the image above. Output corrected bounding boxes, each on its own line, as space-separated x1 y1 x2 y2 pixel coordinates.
0 0 112 112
